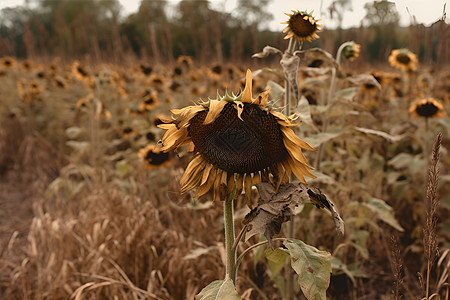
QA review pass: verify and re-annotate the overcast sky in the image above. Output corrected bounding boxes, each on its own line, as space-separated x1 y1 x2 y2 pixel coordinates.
1 0 448 29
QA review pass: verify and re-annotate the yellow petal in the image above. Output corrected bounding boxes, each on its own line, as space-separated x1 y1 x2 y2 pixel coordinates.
283 137 308 164
286 155 316 183
281 126 316 151
244 173 253 208
201 163 214 185
241 69 253 103
194 167 216 197
255 88 271 105
213 169 223 201
188 142 195 152
203 99 227 125
160 126 189 151
234 102 244 121
235 174 243 200
180 155 205 193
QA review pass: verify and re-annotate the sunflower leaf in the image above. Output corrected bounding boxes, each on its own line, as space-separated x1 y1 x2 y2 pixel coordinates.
195 277 241 300
355 127 407 143
243 183 344 245
284 239 332 300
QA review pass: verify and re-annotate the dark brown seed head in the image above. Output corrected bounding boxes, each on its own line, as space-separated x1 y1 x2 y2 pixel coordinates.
188 102 287 174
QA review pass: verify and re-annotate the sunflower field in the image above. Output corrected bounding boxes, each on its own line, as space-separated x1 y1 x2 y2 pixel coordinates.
0 1 449 300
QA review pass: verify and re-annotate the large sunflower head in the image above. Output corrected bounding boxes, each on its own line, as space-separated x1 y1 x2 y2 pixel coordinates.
388 48 418 72
409 97 445 119
156 70 316 206
282 10 321 42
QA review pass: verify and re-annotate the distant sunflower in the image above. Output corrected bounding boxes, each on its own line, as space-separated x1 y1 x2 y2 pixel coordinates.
53 75 68 89
138 145 170 170
120 126 135 139
139 63 153 76
342 41 361 62
1 56 16 69
177 55 193 68
72 61 90 80
409 98 445 119
157 70 316 205
282 10 321 42
20 60 32 71
139 89 160 111
72 60 95 88
388 48 418 72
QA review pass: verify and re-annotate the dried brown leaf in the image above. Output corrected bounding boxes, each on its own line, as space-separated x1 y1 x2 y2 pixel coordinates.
243 183 344 245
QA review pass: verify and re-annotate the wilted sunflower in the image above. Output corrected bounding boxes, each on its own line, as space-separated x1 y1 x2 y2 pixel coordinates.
157 70 316 204
409 98 445 119
139 89 160 111
138 145 170 170
1 56 16 69
72 60 95 87
342 41 361 62
177 55 193 68
282 10 321 42
388 48 418 72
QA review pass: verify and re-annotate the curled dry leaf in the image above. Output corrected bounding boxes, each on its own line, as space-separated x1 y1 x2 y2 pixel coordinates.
354 127 407 143
252 46 282 58
345 74 381 90
243 182 344 246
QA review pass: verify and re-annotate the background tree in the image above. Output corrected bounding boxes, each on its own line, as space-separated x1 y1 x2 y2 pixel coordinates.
362 0 400 61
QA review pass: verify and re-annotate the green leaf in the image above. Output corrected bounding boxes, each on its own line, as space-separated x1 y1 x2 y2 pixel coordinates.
265 248 290 278
195 278 241 300
364 198 404 232
284 239 332 300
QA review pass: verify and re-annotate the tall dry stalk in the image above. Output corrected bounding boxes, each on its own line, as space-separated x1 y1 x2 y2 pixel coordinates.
390 235 404 300
422 132 442 300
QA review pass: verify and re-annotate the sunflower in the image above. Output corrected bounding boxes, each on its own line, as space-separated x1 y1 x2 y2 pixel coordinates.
409 98 445 119
20 60 33 71
282 10 321 42
72 60 95 87
156 70 316 205
342 41 361 62
0 56 16 69
177 55 193 68
120 126 135 139
138 145 171 170
139 89 160 111
388 48 418 72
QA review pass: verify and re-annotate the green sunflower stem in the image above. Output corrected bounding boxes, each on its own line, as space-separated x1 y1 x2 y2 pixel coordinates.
224 180 237 283
284 37 300 300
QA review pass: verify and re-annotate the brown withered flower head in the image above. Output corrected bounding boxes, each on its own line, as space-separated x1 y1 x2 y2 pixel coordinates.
282 10 321 42
156 70 316 206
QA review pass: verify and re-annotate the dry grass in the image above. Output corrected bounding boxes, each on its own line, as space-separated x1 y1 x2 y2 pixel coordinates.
0 57 449 299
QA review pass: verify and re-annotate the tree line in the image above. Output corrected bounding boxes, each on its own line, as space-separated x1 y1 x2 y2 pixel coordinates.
0 0 447 66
